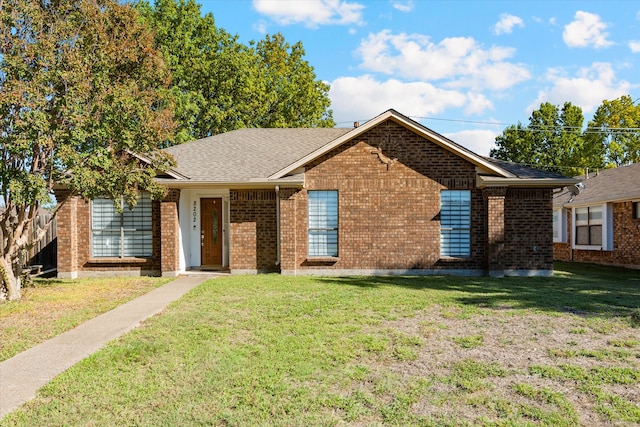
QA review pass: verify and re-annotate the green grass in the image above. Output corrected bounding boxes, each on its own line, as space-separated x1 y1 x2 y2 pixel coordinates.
454 334 484 349
2 262 639 426
0 277 170 361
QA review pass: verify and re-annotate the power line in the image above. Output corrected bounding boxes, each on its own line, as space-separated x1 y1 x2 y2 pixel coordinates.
411 115 509 126
334 115 510 127
336 114 640 134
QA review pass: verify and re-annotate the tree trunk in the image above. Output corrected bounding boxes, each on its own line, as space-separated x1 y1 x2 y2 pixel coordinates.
0 255 21 301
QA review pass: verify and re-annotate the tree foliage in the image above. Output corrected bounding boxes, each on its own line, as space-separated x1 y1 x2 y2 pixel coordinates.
252 33 334 128
491 102 605 176
136 0 334 142
0 0 176 300
586 95 640 166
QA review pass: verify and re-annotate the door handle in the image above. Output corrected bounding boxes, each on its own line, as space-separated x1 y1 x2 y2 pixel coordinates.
201 233 204 247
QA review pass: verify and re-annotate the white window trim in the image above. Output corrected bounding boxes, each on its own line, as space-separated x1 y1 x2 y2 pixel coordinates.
571 203 613 251
308 190 339 258
553 208 567 243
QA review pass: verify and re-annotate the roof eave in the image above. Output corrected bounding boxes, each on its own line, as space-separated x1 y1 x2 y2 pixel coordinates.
477 175 579 189
268 109 515 180
128 149 188 180
154 178 304 189
562 194 640 207
161 169 190 180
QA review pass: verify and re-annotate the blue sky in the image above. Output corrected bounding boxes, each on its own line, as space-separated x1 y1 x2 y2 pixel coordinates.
200 0 639 155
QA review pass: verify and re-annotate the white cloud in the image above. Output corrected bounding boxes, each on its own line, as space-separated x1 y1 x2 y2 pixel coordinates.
563 11 613 48
494 13 524 35
253 20 268 34
355 30 530 90
443 129 500 157
464 93 494 115
449 62 532 92
629 41 640 53
328 75 494 126
526 62 634 114
392 1 413 12
252 0 365 28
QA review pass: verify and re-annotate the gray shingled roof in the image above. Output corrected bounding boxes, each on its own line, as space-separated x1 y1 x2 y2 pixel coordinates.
160 112 573 186
482 157 572 180
553 162 640 207
163 128 352 182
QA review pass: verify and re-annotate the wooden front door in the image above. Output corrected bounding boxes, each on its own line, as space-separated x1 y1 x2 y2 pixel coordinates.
201 198 223 266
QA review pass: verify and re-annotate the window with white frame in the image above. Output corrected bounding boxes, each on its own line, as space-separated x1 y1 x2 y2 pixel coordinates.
634 202 640 219
575 206 602 246
308 190 338 257
440 190 471 257
553 209 567 243
91 193 153 258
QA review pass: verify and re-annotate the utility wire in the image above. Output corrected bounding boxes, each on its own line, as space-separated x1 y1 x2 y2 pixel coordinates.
336 115 640 134
336 114 635 171
411 115 640 133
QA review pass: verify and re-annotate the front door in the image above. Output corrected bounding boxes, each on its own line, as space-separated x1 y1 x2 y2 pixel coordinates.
201 198 223 266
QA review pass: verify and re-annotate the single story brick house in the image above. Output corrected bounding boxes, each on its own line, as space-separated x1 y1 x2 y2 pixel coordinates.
55 109 576 279
553 162 640 269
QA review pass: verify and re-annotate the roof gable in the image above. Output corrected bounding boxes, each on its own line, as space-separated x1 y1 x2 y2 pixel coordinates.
268 109 515 180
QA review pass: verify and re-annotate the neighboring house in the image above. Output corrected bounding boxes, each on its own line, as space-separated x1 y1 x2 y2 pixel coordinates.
55 109 576 279
553 162 640 269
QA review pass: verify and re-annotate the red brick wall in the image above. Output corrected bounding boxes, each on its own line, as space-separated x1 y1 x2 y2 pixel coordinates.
160 189 181 275
229 190 279 272
484 187 507 273
55 190 162 277
503 189 554 271
553 209 572 261
554 201 640 268
279 188 299 273
55 190 78 276
281 120 486 273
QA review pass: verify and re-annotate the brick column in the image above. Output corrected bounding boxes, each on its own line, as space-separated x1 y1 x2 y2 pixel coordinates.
278 188 299 274
484 187 508 277
54 189 79 279
160 189 181 277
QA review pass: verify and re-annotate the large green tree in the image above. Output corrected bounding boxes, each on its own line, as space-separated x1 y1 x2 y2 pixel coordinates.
490 102 605 176
0 0 176 301
586 95 640 166
252 33 334 128
136 0 258 141
136 0 334 142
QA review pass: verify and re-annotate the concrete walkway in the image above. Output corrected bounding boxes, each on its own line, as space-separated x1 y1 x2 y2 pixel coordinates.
0 275 210 419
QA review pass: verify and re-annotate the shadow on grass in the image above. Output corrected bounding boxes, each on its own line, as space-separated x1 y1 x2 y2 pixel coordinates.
31 279 70 288
317 262 640 317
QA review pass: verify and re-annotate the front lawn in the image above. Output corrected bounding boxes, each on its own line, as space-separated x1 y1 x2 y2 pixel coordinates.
0 276 170 362
2 262 639 426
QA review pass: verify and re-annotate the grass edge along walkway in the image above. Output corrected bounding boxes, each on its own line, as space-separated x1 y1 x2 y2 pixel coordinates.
0 276 207 419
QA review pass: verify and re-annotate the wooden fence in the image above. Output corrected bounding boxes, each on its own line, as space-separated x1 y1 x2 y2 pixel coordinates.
28 211 57 271
0 210 57 272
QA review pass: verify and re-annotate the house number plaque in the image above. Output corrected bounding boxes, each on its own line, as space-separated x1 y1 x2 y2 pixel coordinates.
193 201 197 229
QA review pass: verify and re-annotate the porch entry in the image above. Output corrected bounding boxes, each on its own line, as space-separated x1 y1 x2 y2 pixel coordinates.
200 198 223 267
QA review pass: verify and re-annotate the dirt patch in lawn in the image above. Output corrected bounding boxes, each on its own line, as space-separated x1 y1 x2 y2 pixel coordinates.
355 305 640 426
